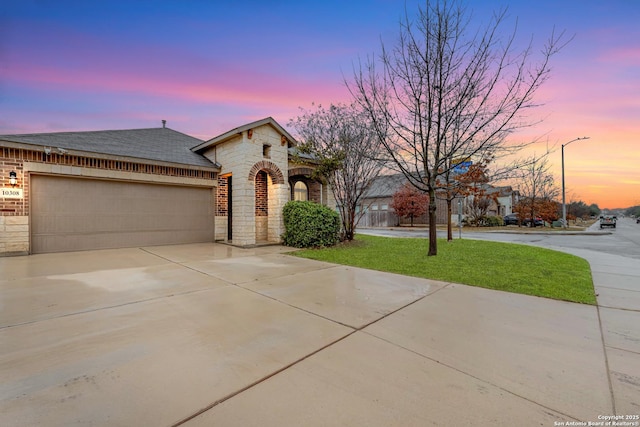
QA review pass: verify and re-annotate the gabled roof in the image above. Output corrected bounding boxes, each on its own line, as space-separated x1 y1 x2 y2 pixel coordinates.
0 127 218 169
362 173 409 199
485 185 514 197
192 117 296 152
363 174 517 199
287 146 318 163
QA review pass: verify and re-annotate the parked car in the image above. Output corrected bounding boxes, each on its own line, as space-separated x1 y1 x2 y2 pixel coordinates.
503 213 519 225
523 217 544 227
503 213 544 226
599 215 616 229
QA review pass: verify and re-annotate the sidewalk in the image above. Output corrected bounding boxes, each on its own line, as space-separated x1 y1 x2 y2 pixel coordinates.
540 245 640 417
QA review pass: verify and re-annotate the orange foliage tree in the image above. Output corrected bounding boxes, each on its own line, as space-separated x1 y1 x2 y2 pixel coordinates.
390 184 429 227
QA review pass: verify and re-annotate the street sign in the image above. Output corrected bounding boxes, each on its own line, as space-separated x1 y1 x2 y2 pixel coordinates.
453 161 472 174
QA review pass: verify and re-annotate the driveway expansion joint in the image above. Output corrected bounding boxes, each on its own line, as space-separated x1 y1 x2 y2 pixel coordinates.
595 300 618 414
605 345 640 357
170 329 359 427
170 279 452 425
362 332 582 422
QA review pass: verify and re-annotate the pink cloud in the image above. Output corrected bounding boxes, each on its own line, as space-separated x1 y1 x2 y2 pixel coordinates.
598 46 640 65
4 62 350 114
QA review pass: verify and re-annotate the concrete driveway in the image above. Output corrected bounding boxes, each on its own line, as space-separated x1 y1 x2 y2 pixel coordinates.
0 242 631 426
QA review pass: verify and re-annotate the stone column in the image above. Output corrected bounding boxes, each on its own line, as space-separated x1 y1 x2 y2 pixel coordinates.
268 183 289 243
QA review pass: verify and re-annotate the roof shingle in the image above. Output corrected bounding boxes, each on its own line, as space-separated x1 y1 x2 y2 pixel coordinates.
0 127 218 168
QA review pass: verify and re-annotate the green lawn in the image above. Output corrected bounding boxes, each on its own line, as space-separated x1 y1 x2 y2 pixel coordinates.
291 234 596 304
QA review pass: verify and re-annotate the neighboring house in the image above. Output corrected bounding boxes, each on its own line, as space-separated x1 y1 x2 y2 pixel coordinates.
462 184 518 222
0 117 333 256
489 185 519 217
359 173 448 226
359 174 518 227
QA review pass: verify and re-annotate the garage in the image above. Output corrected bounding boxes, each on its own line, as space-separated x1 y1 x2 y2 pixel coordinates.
31 175 214 253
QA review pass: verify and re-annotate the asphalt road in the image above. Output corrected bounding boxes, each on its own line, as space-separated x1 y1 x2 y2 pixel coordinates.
359 217 640 260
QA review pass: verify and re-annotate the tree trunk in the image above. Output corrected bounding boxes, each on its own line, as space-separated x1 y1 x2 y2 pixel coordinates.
342 207 355 241
346 209 355 240
446 199 453 241
428 189 438 256
410 214 414 227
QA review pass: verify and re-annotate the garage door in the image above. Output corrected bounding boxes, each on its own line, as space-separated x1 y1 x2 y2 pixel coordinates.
31 175 214 253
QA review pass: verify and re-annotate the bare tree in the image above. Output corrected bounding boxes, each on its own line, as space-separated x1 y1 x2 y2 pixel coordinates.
514 155 559 227
290 103 383 241
350 0 567 255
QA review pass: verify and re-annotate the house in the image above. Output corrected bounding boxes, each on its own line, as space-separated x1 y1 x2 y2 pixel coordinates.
0 117 333 256
358 173 517 227
358 173 448 227
461 184 518 224
486 185 518 217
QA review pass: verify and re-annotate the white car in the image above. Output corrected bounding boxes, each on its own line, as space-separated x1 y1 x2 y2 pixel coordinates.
599 215 616 229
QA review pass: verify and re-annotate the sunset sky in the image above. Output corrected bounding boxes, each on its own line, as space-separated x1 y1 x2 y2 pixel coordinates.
1 0 638 209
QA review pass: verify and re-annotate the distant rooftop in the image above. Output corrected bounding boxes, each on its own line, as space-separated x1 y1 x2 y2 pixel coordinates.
0 127 218 168
362 174 409 198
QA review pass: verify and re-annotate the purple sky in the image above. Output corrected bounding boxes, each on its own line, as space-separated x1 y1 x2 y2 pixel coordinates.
1 0 639 208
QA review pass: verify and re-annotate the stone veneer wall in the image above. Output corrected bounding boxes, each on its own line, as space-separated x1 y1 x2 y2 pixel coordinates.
204 125 289 246
0 216 29 255
0 146 217 256
268 182 289 242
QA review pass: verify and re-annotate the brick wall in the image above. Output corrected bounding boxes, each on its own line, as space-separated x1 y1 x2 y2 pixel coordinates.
255 171 268 217
1 150 29 217
1 147 217 219
217 176 228 216
1 146 217 256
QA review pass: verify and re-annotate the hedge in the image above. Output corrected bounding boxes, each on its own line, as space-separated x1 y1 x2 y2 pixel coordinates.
282 201 340 248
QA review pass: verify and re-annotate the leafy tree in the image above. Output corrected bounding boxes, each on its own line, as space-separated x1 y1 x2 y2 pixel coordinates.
589 203 602 217
350 0 567 255
538 199 560 224
290 103 383 241
391 184 429 226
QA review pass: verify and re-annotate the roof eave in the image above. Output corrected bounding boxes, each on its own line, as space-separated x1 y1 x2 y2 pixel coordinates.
192 117 297 153
0 139 221 171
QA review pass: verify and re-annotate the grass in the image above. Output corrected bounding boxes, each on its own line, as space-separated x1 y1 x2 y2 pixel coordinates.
291 234 596 305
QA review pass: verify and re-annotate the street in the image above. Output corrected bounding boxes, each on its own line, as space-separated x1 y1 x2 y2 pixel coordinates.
359 217 640 259
464 217 640 260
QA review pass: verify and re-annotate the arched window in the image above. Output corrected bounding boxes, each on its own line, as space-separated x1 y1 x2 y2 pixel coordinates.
293 181 308 201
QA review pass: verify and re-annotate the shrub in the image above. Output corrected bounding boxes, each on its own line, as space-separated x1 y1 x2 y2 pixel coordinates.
282 201 341 248
486 215 503 227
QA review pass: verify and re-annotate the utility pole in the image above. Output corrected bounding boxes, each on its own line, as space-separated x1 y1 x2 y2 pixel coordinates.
562 137 590 228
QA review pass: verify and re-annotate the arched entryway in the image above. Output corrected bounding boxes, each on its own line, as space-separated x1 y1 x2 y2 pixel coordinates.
248 161 287 244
